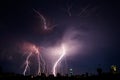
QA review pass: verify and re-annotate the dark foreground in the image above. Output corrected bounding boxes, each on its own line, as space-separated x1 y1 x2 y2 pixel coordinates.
0 73 120 80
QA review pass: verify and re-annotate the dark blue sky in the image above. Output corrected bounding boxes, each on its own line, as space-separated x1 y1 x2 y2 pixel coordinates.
0 0 120 75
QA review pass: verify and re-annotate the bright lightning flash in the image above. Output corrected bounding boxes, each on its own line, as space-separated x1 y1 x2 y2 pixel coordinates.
23 52 32 75
21 42 42 76
52 28 82 76
53 44 66 76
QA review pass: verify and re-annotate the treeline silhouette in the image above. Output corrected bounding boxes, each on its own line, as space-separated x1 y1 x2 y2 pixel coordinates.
0 66 120 80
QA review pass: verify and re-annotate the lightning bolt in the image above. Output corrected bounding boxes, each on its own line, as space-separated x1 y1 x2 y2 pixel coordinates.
33 8 57 31
23 52 32 76
53 44 66 76
33 9 48 30
40 54 46 73
37 53 41 75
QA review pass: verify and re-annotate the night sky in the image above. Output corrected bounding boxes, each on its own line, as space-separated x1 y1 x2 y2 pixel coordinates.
0 0 120 75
